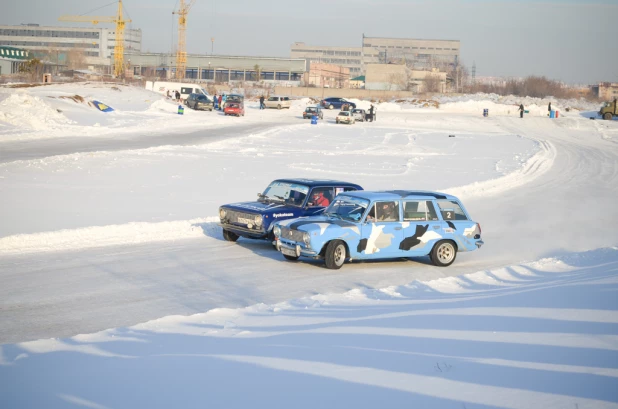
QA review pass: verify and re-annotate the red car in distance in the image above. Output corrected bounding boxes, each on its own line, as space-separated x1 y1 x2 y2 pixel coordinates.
223 94 245 116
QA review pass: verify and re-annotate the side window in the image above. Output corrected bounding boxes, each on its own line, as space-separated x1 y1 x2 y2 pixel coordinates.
368 201 399 222
403 201 426 221
436 200 468 221
308 188 334 207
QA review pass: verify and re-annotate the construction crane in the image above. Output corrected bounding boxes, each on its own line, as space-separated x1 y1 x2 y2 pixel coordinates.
59 0 131 77
173 0 196 80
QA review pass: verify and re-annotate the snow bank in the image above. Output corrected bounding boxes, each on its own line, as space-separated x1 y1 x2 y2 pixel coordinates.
0 217 219 255
0 93 75 129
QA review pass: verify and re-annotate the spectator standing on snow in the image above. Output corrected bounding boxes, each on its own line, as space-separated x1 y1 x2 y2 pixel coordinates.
218 94 223 110
259 95 265 109
548 102 552 116
213 93 218 110
222 94 227 109
175 90 181 102
519 104 525 118
166 90 171 99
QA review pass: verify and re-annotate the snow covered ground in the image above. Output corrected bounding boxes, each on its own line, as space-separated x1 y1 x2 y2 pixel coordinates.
0 82 616 408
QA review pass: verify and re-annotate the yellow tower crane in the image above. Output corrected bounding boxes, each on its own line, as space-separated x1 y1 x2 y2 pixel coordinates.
173 0 196 80
59 0 131 77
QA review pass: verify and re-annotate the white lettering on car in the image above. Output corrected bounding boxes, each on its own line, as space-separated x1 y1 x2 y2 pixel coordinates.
273 213 294 218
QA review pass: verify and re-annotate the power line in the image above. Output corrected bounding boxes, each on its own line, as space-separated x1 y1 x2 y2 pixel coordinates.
78 1 118 17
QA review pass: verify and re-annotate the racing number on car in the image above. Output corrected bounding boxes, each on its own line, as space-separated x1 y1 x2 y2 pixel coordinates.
441 210 454 220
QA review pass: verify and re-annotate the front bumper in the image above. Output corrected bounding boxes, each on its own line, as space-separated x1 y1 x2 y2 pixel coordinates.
219 222 268 239
475 239 484 249
276 239 320 258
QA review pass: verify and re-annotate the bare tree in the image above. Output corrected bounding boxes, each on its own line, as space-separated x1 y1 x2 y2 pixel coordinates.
18 58 45 82
389 73 408 91
66 47 87 70
424 73 441 93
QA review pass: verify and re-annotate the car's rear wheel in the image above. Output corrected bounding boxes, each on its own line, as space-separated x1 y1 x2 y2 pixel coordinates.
325 240 346 269
283 254 299 261
222 229 239 242
604 113 613 120
430 240 457 267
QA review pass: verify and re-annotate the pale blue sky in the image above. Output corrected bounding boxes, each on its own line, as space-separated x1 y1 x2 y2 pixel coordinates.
2 0 616 84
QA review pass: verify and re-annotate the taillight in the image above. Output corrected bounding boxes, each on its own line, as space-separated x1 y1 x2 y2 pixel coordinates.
477 223 482 234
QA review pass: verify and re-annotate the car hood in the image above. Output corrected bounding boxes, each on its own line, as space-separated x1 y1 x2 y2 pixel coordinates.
222 201 305 217
277 215 360 234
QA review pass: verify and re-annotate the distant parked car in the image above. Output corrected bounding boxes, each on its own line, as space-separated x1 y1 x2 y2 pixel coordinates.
303 106 324 119
218 178 363 242
320 97 356 110
336 111 355 124
186 93 214 111
224 102 245 116
223 94 245 116
274 190 484 269
265 96 291 109
351 108 367 122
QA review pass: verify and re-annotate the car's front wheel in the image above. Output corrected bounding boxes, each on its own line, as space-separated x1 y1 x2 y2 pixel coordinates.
277 104 281 109
430 240 457 267
222 229 239 242
325 240 346 269
604 113 613 120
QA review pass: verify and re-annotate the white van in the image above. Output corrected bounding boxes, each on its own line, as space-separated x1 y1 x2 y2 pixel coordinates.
264 96 291 109
145 81 209 103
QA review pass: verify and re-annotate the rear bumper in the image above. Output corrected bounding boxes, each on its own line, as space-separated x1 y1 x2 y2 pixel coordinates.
475 240 484 249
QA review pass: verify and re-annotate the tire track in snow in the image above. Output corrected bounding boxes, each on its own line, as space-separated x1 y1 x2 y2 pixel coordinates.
445 139 556 199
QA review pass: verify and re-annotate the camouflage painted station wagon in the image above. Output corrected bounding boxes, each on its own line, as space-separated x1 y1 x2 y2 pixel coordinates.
273 190 484 269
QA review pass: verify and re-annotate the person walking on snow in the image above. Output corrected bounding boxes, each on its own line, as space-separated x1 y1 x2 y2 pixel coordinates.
519 104 524 118
259 95 265 109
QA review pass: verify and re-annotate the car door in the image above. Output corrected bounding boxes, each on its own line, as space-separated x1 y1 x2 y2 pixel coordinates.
400 200 443 256
359 200 403 259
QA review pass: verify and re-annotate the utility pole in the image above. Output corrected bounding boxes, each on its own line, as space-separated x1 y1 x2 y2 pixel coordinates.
211 37 215 54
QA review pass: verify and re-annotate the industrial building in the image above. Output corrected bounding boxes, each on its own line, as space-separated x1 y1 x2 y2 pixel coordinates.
127 53 306 84
365 64 447 93
0 24 141 67
291 35 460 78
290 42 363 76
362 36 459 70
303 62 350 88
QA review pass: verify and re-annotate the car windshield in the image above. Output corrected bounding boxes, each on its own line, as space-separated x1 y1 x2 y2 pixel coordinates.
340 112 349 116
352 109 362 113
260 181 309 206
306 108 316 112
227 95 243 103
324 195 370 222
196 95 207 101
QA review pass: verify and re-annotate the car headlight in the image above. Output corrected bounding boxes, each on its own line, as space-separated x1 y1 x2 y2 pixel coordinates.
273 225 281 237
254 214 263 227
303 232 311 246
219 208 226 219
